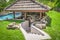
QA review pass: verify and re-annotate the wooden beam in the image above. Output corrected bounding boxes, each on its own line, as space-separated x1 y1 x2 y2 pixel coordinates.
6 10 48 12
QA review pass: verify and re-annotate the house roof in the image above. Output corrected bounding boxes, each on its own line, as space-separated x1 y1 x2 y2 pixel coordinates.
5 0 51 12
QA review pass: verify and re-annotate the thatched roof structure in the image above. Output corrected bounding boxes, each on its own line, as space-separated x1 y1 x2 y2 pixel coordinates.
5 0 51 12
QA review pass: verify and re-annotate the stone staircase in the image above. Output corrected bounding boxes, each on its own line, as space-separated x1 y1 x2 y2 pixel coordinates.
27 33 41 40
30 24 51 40
20 21 51 40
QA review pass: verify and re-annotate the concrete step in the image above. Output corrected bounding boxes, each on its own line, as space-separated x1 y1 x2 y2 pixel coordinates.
27 33 41 40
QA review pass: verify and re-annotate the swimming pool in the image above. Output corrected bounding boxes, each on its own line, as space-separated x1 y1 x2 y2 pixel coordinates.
0 12 22 20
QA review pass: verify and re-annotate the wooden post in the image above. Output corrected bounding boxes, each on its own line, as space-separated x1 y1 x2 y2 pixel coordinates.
42 13 43 18
24 12 27 20
40 12 42 19
42 12 45 18
13 11 15 19
44 12 46 16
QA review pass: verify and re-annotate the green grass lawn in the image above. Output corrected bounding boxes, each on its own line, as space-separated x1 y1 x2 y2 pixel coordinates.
44 11 60 40
0 20 25 40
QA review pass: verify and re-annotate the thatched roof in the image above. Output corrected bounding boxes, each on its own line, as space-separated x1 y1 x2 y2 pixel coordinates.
5 0 51 12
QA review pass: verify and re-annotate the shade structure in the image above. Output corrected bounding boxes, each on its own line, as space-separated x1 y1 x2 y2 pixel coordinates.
5 0 51 12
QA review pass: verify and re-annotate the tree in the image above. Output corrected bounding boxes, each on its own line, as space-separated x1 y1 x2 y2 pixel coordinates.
0 0 15 12
0 0 7 12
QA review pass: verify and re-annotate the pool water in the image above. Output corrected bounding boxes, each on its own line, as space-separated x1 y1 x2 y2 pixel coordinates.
0 12 22 20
